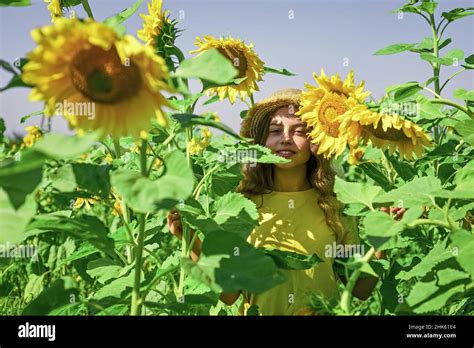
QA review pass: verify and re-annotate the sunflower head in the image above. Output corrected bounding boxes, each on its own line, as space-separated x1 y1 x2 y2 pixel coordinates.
21 126 43 148
138 0 182 71
190 35 265 103
339 107 433 160
44 0 62 22
296 70 366 159
22 18 172 139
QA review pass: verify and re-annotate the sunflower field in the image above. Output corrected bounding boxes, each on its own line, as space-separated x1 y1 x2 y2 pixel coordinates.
0 0 473 317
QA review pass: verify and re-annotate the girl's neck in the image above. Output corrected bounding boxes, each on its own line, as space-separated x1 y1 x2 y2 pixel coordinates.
272 164 312 192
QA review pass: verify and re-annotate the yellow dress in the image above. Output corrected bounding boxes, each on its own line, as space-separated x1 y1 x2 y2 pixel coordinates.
238 188 360 315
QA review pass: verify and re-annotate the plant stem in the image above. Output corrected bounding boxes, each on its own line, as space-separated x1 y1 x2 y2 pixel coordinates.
439 68 466 93
429 99 474 119
130 139 149 316
340 247 376 314
192 164 221 199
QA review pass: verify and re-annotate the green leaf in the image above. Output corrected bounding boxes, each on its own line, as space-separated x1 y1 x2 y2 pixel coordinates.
442 7 474 22
334 177 381 209
437 268 470 286
103 0 143 29
22 277 79 315
86 259 123 284
72 163 110 198
111 150 194 213
453 119 474 146
421 49 464 66
32 132 99 160
213 192 259 240
0 188 36 244
91 267 136 300
410 37 452 53
25 214 116 259
453 88 474 101
386 82 421 101
374 43 416 56
418 1 437 15
200 231 287 294
173 48 238 85
0 0 31 7
463 54 474 69
23 273 45 303
374 176 442 208
0 154 43 209
263 66 297 76
417 97 446 120
449 229 474 277
202 95 220 106
364 205 423 249
262 248 322 270
397 238 453 281
358 163 393 189
0 74 30 92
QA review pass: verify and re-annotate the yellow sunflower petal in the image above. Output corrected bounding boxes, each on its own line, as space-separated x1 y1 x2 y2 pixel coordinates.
22 18 172 139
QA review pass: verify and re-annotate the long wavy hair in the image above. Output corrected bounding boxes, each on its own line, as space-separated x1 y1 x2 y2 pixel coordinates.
236 104 347 242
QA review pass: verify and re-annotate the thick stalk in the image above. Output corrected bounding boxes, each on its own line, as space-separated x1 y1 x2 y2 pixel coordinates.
130 139 148 315
340 247 376 314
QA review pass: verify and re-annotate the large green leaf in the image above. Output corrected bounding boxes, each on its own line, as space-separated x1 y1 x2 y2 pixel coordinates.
442 7 474 22
374 176 442 208
173 48 238 85
397 238 452 281
32 132 99 160
199 231 287 294
103 0 143 37
22 277 79 315
111 150 194 213
386 82 421 101
449 229 474 277
25 214 116 259
212 192 259 240
334 177 381 209
374 43 416 56
72 163 110 198
0 188 36 244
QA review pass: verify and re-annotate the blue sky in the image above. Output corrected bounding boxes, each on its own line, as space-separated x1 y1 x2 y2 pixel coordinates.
0 0 473 137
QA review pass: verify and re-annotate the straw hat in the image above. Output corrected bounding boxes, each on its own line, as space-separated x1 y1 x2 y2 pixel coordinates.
240 88 302 139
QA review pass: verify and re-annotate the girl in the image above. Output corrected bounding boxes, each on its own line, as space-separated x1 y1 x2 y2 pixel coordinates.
168 88 385 315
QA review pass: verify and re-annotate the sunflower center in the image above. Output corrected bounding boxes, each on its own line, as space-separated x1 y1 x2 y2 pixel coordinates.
364 124 406 141
70 45 141 103
217 46 248 78
317 95 348 137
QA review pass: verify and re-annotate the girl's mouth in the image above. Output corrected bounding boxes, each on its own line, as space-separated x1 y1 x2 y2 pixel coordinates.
276 150 296 158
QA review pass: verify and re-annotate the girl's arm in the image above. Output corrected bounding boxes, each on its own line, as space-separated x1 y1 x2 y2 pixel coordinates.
167 210 242 305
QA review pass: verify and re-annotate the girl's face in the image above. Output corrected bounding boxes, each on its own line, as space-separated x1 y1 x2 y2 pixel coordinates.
265 106 316 169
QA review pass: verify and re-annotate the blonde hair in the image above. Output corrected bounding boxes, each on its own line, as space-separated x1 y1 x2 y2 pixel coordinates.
236 104 348 243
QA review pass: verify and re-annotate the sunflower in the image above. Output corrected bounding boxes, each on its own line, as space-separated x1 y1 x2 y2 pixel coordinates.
190 35 265 103
296 69 366 158
22 18 172 139
21 126 43 148
73 197 97 210
137 0 170 47
45 0 62 22
339 106 432 160
187 128 211 156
